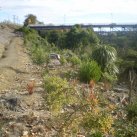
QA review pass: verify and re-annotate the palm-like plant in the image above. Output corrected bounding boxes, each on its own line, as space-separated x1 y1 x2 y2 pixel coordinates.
92 45 117 72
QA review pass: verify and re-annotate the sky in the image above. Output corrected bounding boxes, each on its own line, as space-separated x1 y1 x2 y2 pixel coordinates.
0 0 137 25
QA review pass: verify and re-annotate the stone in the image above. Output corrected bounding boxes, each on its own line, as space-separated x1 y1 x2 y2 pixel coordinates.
49 53 60 60
48 59 61 67
22 131 28 136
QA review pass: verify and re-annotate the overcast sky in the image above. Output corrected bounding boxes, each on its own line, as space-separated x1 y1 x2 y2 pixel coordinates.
0 0 137 24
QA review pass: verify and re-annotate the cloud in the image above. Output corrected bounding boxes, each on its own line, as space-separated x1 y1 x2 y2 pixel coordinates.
0 0 137 24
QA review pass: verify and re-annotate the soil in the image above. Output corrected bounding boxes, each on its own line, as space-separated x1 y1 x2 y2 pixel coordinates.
0 25 54 137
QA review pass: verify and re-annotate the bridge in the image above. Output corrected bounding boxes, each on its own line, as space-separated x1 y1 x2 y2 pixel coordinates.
29 23 137 33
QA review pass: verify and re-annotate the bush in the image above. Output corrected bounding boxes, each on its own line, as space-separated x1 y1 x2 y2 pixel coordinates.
114 102 137 137
90 132 103 137
79 60 101 83
102 72 117 84
43 75 76 113
31 47 48 65
69 55 81 66
43 75 68 93
61 50 81 66
60 56 67 65
126 102 137 122
80 53 90 61
114 120 137 137
82 113 113 136
63 69 78 80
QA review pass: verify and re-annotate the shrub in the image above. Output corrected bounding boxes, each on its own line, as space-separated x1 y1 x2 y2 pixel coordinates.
102 72 117 84
82 112 113 135
80 53 90 61
61 50 81 66
114 102 137 137
60 56 67 65
114 120 137 137
43 75 76 113
31 47 48 65
91 132 103 137
69 55 81 66
79 60 101 83
126 102 137 122
43 75 68 93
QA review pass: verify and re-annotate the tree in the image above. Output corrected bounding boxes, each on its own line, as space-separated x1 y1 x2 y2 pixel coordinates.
65 25 82 49
46 30 65 47
65 25 99 49
24 14 37 26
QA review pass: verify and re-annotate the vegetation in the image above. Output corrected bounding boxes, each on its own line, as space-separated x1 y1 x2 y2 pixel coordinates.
24 14 37 26
114 102 137 137
43 74 114 136
92 45 118 83
24 14 44 26
31 47 48 65
19 17 137 136
79 60 101 83
65 25 99 49
92 45 117 71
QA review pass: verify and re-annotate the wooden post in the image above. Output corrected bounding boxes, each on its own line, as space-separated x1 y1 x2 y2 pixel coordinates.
128 69 135 104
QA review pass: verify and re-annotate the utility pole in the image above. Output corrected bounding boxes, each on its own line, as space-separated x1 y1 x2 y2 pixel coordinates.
13 15 16 24
16 16 19 24
0 7 1 22
111 13 113 23
64 14 66 25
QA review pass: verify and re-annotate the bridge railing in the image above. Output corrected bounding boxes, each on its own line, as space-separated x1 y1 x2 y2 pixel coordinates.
29 23 137 32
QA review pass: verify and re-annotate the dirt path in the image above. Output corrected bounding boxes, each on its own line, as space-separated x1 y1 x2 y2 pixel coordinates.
0 29 45 108
0 37 18 67
0 27 54 136
0 32 45 112
0 35 43 91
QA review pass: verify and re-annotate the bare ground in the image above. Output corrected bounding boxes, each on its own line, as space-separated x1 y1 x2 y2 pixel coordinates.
0 29 42 91
0 26 54 137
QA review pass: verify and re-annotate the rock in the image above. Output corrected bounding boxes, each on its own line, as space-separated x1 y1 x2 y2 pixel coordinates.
77 135 85 137
49 53 60 60
0 94 26 111
22 131 28 136
48 53 61 68
48 59 61 68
